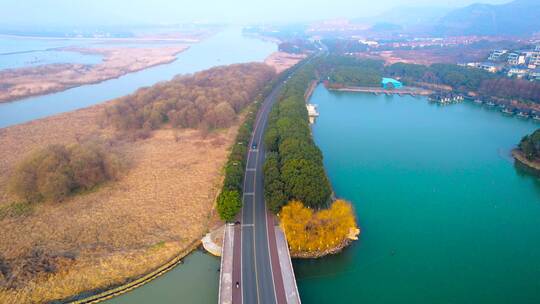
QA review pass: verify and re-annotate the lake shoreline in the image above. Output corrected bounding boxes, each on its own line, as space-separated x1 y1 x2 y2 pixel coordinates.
512 149 540 173
65 241 203 304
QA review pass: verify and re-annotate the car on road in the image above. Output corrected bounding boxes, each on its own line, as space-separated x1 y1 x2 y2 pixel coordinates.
251 143 257 149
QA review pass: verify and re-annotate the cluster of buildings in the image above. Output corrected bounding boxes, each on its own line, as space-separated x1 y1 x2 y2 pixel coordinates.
463 45 540 81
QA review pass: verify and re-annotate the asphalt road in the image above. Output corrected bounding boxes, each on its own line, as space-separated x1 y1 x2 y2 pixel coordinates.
238 79 285 304
234 54 318 304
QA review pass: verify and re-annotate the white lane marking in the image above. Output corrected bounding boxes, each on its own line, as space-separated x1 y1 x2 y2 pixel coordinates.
255 104 279 304
238 78 284 304
249 83 280 304
244 192 255 196
242 224 255 227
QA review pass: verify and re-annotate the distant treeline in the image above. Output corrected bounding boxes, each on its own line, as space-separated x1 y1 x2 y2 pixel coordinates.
321 38 368 54
317 56 540 104
264 59 332 212
279 39 319 54
386 62 540 103
102 63 275 135
317 55 384 87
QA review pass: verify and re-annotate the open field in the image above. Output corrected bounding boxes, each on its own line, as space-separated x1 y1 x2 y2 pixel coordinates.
372 43 500 66
0 102 238 303
264 52 306 73
0 46 188 103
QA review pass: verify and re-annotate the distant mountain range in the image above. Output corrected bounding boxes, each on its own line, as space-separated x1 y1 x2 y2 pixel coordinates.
357 0 540 37
367 6 453 29
434 0 540 36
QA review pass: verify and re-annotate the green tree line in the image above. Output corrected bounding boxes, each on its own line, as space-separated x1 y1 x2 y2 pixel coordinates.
385 62 540 103
263 60 332 213
314 55 539 104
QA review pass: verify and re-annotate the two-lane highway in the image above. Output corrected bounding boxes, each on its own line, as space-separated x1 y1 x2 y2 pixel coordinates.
231 55 317 304
238 79 286 304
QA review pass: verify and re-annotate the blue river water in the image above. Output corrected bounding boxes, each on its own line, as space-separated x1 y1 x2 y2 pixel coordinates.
0 28 276 128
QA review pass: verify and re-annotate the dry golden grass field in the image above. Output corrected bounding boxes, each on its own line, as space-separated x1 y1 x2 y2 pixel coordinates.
0 102 237 303
0 53 300 303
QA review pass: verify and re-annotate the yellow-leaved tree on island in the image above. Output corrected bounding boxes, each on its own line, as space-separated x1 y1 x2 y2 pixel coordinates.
279 200 359 254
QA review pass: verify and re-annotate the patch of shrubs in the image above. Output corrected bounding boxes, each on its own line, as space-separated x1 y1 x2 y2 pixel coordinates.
9 141 123 203
0 248 76 289
102 63 275 135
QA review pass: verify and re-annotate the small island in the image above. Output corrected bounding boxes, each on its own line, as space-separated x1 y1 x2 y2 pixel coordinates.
0 46 189 103
513 129 540 173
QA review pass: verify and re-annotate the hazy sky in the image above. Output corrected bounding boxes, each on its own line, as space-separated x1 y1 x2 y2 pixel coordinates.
0 0 512 26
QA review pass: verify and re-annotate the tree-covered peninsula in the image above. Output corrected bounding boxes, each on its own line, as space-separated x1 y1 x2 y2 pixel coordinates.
263 57 359 257
514 129 540 172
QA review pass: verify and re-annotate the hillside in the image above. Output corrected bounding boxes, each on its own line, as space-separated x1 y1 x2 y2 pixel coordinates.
435 0 540 36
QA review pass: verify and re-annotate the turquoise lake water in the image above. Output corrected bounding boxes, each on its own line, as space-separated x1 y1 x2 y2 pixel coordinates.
294 85 540 303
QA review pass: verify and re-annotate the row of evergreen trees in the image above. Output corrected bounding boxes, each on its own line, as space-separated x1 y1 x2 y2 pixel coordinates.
263 60 332 213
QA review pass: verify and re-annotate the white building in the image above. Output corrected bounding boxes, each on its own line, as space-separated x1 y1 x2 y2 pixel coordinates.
529 51 540 67
507 52 526 65
507 66 529 78
488 49 508 61
359 39 379 47
306 104 319 124
530 68 540 80
480 62 503 73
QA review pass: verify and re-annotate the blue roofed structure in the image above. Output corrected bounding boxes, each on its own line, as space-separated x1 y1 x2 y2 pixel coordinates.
382 77 403 89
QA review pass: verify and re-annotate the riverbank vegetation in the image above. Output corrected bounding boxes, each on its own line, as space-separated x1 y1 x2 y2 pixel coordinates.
280 200 358 257
0 62 276 303
102 63 274 133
